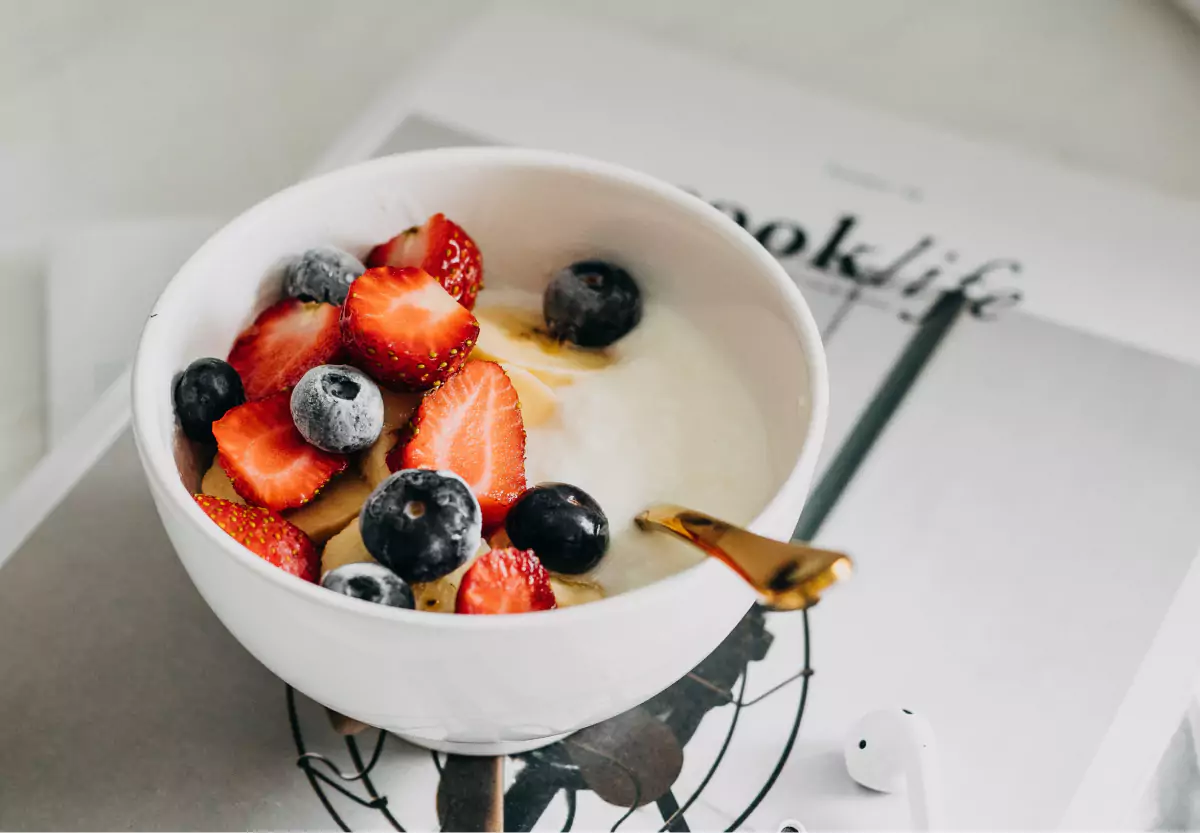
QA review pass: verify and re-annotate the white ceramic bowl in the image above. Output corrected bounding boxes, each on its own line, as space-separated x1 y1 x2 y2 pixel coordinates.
131 147 828 755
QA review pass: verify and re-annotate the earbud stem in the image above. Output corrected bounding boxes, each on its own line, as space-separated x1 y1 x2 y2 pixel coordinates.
906 743 943 830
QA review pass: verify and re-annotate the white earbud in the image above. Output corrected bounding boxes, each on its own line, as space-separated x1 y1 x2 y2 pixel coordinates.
843 708 943 830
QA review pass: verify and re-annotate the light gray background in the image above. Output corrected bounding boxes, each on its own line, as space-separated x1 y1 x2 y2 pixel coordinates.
3 0 1199 237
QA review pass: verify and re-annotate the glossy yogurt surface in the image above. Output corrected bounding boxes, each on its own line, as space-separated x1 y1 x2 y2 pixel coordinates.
483 291 783 595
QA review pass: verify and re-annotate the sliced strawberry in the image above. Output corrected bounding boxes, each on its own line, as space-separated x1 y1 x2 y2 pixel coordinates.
227 298 342 401
399 360 526 530
194 494 319 582
456 548 557 614
212 392 347 511
341 266 479 390
367 213 483 309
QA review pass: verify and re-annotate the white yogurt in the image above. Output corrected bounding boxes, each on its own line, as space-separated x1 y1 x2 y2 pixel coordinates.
485 292 777 596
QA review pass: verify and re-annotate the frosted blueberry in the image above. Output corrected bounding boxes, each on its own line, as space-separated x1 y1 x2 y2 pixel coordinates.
283 247 365 305
360 469 483 585
321 563 415 609
290 364 384 454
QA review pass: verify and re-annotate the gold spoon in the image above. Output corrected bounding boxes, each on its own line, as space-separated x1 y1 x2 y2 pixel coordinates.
635 504 852 611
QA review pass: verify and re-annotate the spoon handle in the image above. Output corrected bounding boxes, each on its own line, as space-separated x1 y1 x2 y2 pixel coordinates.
635 504 852 611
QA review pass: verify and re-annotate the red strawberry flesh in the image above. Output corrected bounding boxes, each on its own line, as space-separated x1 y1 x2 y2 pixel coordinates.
194 494 319 582
399 360 526 531
367 213 483 309
227 298 342 400
212 392 347 511
456 548 557 614
341 266 478 389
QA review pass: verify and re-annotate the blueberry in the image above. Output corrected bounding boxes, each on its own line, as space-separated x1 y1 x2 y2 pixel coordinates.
173 357 245 444
543 259 642 348
360 469 482 584
505 483 609 575
290 364 383 453
321 562 415 609
283 247 365 305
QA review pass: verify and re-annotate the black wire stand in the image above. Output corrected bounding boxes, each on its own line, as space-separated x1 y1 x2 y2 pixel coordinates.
287 605 813 832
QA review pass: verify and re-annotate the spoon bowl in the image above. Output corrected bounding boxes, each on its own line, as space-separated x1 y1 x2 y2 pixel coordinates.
636 504 851 610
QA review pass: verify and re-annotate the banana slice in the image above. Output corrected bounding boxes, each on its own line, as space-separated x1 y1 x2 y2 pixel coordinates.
550 575 606 608
359 389 423 488
360 433 396 491
201 462 245 504
501 363 559 427
284 475 373 544
473 306 612 385
321 518 376 576
412 539 488 613
382 388 425 432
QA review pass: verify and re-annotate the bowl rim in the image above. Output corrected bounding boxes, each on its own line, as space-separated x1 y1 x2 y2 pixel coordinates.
131 146 829 630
